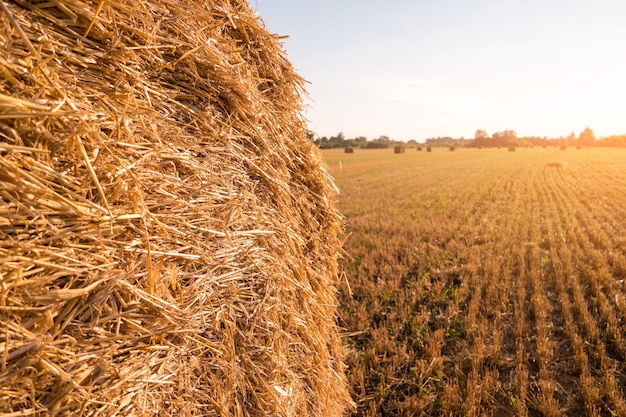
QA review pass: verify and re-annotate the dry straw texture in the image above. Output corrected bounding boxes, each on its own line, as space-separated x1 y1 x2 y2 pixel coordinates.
0 0 352 415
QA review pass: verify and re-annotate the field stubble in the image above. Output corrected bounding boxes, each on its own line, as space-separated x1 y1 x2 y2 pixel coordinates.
324 147 626 416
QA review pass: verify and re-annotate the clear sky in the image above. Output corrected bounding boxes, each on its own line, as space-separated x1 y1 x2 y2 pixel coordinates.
252 0 626 142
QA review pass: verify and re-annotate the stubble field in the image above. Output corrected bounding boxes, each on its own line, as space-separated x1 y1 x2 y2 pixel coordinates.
323 147 626 416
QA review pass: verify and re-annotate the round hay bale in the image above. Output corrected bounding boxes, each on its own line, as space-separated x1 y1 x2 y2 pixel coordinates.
344 147 354 153
0 1 352 416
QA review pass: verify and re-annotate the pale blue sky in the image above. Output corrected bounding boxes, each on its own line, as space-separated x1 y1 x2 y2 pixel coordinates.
253 1 626 141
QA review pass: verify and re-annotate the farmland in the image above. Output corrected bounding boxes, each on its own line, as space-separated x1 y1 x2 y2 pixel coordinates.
324 147 626 416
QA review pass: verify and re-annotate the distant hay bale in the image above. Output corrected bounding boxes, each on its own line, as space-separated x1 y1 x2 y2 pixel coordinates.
508 146 516 152
426 146 433 152
546 162 563 168
344 147 354 153
0 1 352 416
449 146 456 151
394 145 405 154
417 146 423 151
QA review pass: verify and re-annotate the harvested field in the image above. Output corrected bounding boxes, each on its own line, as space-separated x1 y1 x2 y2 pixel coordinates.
324 147 626 416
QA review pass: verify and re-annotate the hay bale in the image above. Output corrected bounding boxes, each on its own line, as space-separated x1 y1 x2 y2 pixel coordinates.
0 1 352 416
417 146 423 151
344 147 354 153
448 145 456 151
508 146 516 152
426 146 432 152
393 145 405 154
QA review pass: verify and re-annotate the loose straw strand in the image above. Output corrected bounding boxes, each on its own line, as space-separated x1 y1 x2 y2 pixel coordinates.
84 0 105 37
0 0 38 57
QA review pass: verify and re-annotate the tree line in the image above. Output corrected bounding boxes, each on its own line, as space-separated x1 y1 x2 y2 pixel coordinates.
312 128 626 149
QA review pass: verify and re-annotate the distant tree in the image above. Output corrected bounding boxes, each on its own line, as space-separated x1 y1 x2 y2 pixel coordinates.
314 136 328 148
314 132 347 149
468 129 491 148
366 135 391 148
491 130 517 148
374 135 391 145
425 136 455 145
600 134 626 148
354 136 368 148
365 141 389 149
475 129 489 140
578 127 596 147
